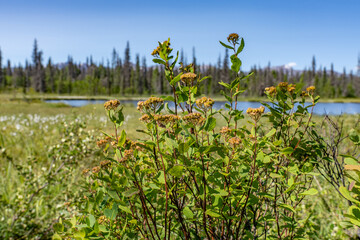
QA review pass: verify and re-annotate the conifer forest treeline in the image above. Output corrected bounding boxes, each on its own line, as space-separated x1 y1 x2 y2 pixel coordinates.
0 40 359 98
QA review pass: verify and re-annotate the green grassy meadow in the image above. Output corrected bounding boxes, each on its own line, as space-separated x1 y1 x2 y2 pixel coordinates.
0 98 359 239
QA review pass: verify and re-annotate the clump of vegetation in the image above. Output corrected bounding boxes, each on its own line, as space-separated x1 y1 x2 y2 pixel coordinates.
53 34 352 239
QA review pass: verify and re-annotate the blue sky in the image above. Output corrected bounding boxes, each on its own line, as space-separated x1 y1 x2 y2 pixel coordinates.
0 0 359 72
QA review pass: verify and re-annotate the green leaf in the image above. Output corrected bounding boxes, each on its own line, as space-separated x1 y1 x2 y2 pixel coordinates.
281 147 293 155
87 214 96 227
219 41 234 50
53 223 64 233
104 203 118 220
170 73 182 85
339 186 360 204
266 129 276 138
348 206 360 226
52 233 62 240
218 81 231 89
299 188 318 196
123 188 140 197
236 38 245 54
169 165 184 177
206 210 222 218
230 55 241 73
119 205 132 214
279 203 296 213
204 117 216 131
153 58 166 65
183 207 194 219
118 130 126 147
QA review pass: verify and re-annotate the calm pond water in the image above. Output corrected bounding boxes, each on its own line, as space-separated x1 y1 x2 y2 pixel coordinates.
45 99 360 115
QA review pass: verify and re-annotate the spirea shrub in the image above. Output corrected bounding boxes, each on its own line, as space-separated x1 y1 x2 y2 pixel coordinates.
55 34 325 239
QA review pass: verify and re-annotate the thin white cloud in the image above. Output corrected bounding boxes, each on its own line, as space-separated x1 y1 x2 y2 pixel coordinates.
284 62 296 69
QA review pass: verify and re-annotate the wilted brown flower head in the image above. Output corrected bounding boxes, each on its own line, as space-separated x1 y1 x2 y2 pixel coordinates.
306 86 316 94
104 99 120 110
227 33 239 44
182 112 205 125
82 169 90 175
265 86 277 96
196 97 215 111
180 72 197 85
246 106 265 122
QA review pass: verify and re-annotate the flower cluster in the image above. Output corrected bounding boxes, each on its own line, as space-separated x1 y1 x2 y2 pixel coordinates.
180 72 197 85
96 139 107 148
120 149 134 163
265 86 277 96
246 106 265 122
229 137 241 146
139 114 151 123
227 33 239 44
196 97 215 111
100 160 111 169
151 40 172 57
287 84 296 93
220 126 232 136
104 100 120 110
92 166 101 174
306 86 316 94
182 112 205 126
137 97 164 112
154 114 180 127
